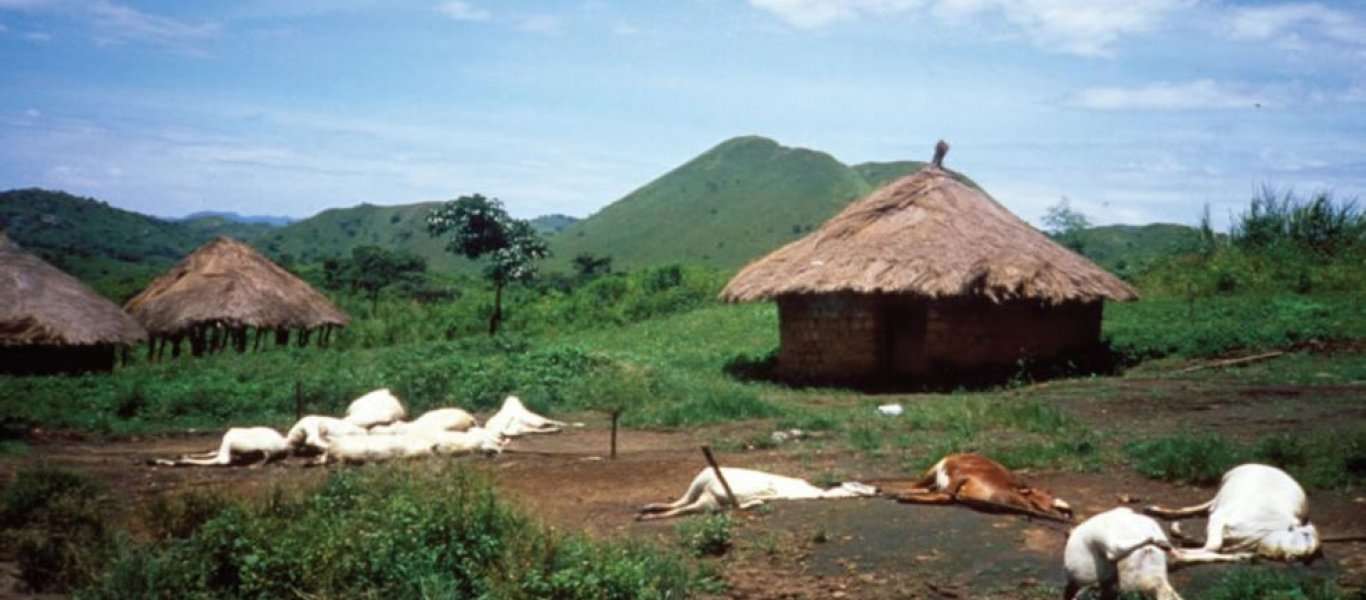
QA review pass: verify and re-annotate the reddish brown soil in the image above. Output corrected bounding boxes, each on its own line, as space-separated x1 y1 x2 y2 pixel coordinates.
3 374 1365 599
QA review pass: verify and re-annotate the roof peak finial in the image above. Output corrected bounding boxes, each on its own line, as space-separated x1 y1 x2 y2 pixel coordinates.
932 140 949 169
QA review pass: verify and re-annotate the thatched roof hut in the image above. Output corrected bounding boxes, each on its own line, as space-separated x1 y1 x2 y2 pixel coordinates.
0 233 146 374
721 141 1137 384
125 237 348 356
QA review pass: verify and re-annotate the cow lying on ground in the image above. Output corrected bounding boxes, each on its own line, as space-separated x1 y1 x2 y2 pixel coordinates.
370 407 477 435
636 467 877 521
316 426 506 465
152 427 290 467
1145 463 1319 563
877 453 1073 522
1064 507 1183 600
286 415 367 454
343 388 407 429
484 395 580 438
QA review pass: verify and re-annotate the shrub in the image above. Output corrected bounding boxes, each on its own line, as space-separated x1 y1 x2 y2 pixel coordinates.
1198 566 1345 600
675 513 733 557
82 464 714 599
1 467 111 592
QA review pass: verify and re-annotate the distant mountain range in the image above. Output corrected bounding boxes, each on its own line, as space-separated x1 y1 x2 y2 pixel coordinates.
1 135 1196 294
179 210 295 227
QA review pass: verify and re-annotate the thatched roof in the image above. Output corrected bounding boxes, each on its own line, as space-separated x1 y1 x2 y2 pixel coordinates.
124 237 349 335
0 232 148 346
721 142 1139 304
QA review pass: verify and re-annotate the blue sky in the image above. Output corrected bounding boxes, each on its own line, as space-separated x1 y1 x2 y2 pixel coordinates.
1 0 1364 229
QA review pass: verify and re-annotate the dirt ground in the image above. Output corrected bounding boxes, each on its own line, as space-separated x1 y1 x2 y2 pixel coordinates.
3 369 1366 599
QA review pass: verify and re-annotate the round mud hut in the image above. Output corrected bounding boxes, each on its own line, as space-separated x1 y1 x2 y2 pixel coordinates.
720 141 1138 386
0 233 147 374
125 236 349 359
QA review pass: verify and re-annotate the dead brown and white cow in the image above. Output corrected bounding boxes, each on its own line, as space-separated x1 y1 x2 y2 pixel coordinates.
878 453 1073 522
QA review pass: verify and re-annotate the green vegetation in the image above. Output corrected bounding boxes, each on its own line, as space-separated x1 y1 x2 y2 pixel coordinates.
675 513 733 557
1 466 112 592
1125 429 1366 489
0 465 716 598
427 194 551 335
548 136 943 272
1196 566 1349 600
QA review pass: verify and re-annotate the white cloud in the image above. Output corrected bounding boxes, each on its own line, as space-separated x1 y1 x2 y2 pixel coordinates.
1229 3 1366 47
86 0 218 48
0 0 53 8
435 1 490 22
517 14 560 34
934 0 1191 57
749 0 1188 56
23 30 49 41
24 108 40 118
747 0 923 29
1069 80 1268 111
612 22 640 36
0 22 8 33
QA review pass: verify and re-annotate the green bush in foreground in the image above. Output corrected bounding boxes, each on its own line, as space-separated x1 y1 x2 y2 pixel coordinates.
75 464 715 599
0 466 112 592
1197 566 1348 600
675 513 733 557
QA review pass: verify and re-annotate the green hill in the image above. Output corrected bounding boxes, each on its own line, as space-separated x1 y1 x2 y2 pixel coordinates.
1071 223 1202 271
180 214 279 241
255 202 479 270
529 214 579 235
548 136 909 272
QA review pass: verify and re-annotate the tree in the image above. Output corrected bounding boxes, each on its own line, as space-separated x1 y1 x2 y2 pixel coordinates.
322 245 427 313
572 253 613 279
1042 197 1092 254
427 194 549 335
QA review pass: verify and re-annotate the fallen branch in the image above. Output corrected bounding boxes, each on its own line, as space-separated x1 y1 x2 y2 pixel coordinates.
1177 351 1285 374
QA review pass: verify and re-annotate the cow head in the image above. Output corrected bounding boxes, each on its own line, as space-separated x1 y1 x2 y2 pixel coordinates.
1017 486 1073 521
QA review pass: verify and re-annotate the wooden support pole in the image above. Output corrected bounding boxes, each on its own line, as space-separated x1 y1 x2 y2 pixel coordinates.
610 410 620 460
171 336 182 358
146 335 156 362
700 445 741 510
253 328 263 352
156 336 167 361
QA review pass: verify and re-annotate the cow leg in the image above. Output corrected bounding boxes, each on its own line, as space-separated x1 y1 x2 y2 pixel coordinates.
636 497 714 521
1170 549 1254 564
894 490 956 505
1062 580 1081 600
1145 499 1214 520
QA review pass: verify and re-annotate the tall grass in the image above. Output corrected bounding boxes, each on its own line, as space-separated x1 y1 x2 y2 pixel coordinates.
62 464 717 599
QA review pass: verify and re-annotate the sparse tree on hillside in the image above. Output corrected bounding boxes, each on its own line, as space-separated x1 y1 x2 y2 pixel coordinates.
322 245 427 313
572 253 613 279
427 194 549 336
1043 197 1092 254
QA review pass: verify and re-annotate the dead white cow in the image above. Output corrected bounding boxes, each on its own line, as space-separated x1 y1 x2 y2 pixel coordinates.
317 432 438 465
427 427 508 457
154 427 290 467
1064 507 1183 600
370 407 477 435
286 415 367 454
637 467 877 521
484 395 579 438
1145 463 1320 562
343 388 407 429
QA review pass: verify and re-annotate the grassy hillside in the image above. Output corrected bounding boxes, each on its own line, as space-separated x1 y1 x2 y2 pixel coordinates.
1072 223 1201 272
548 136 880 272
179 214 279 241
258 202 456 269
530 213 579 235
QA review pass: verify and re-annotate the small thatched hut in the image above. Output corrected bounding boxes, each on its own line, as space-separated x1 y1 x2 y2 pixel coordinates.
0 233 147 374
721 141 1138 384
125 237 349 358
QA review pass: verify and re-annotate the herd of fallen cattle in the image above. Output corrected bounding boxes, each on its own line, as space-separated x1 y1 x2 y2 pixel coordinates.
149 388 1346 600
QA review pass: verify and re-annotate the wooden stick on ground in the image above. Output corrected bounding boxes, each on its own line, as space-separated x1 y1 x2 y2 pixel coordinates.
1177 351 1285 374
701 445 741 511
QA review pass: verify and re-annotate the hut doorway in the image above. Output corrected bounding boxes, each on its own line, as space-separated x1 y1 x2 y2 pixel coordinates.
882 297 928 379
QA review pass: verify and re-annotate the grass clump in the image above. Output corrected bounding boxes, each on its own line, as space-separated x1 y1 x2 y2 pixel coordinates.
675 513 733 557
1126 430 1366 489
0 466 111 593
1124 433 1245 485
1197 566 1347 600
80 464 715 599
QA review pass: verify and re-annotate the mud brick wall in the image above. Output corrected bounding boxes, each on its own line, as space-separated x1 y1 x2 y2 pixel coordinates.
776 293 883 379
923 299 1102 370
